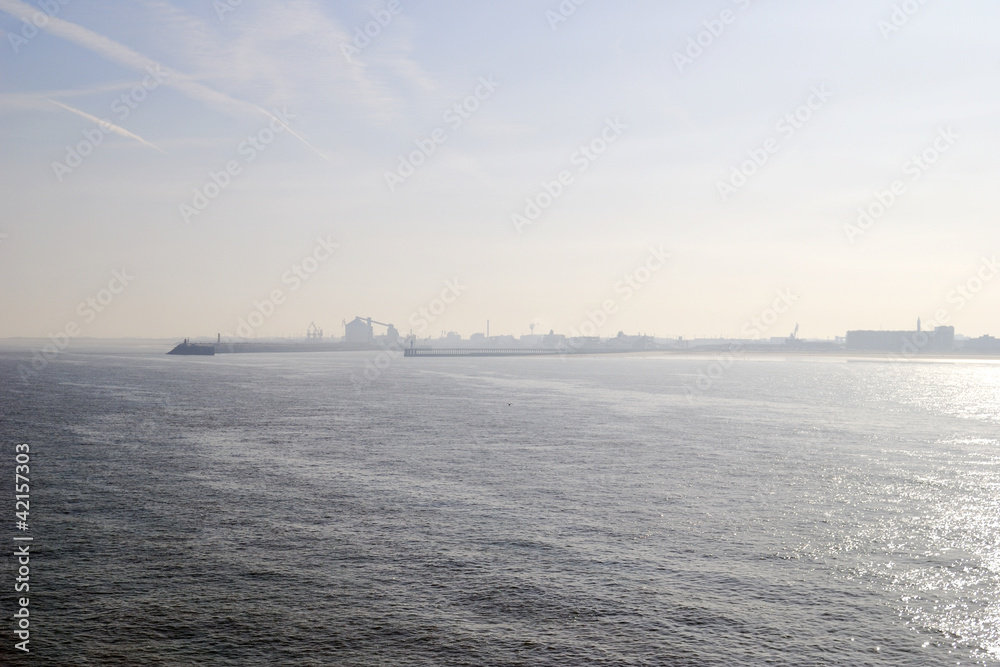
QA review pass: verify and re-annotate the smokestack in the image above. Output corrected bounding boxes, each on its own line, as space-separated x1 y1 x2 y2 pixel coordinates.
487 320 490 338
917 317 921 332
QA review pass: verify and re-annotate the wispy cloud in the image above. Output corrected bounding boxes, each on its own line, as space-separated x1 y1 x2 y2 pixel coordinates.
0 0 328 159
0 82 144 113
0 0 245 115
214 0 402 120
46 98 166 154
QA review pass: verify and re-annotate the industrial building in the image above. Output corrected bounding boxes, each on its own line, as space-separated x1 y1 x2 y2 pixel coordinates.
344 317 399 344
846 323 954 353
961 335 1000 353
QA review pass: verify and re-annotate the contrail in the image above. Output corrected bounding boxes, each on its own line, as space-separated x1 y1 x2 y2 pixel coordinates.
47 98 167 154
261 110 330 162
0 0 328 161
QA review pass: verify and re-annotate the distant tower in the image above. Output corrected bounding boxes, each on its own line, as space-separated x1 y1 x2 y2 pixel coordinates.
917 317 921 332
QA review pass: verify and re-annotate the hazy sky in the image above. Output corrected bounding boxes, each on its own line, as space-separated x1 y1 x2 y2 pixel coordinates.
2 0 998 340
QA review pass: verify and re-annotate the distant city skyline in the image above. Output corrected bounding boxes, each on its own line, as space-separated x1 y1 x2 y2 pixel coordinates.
2 1 998 340
172 316 994 346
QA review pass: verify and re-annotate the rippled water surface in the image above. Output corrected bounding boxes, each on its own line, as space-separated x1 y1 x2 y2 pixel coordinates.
2 348 999 665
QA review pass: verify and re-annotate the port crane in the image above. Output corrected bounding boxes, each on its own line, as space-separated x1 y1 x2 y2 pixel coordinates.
787 323 799 344
306 322 323 339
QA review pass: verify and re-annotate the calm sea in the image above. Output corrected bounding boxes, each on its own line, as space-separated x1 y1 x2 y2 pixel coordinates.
1 345 999 665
